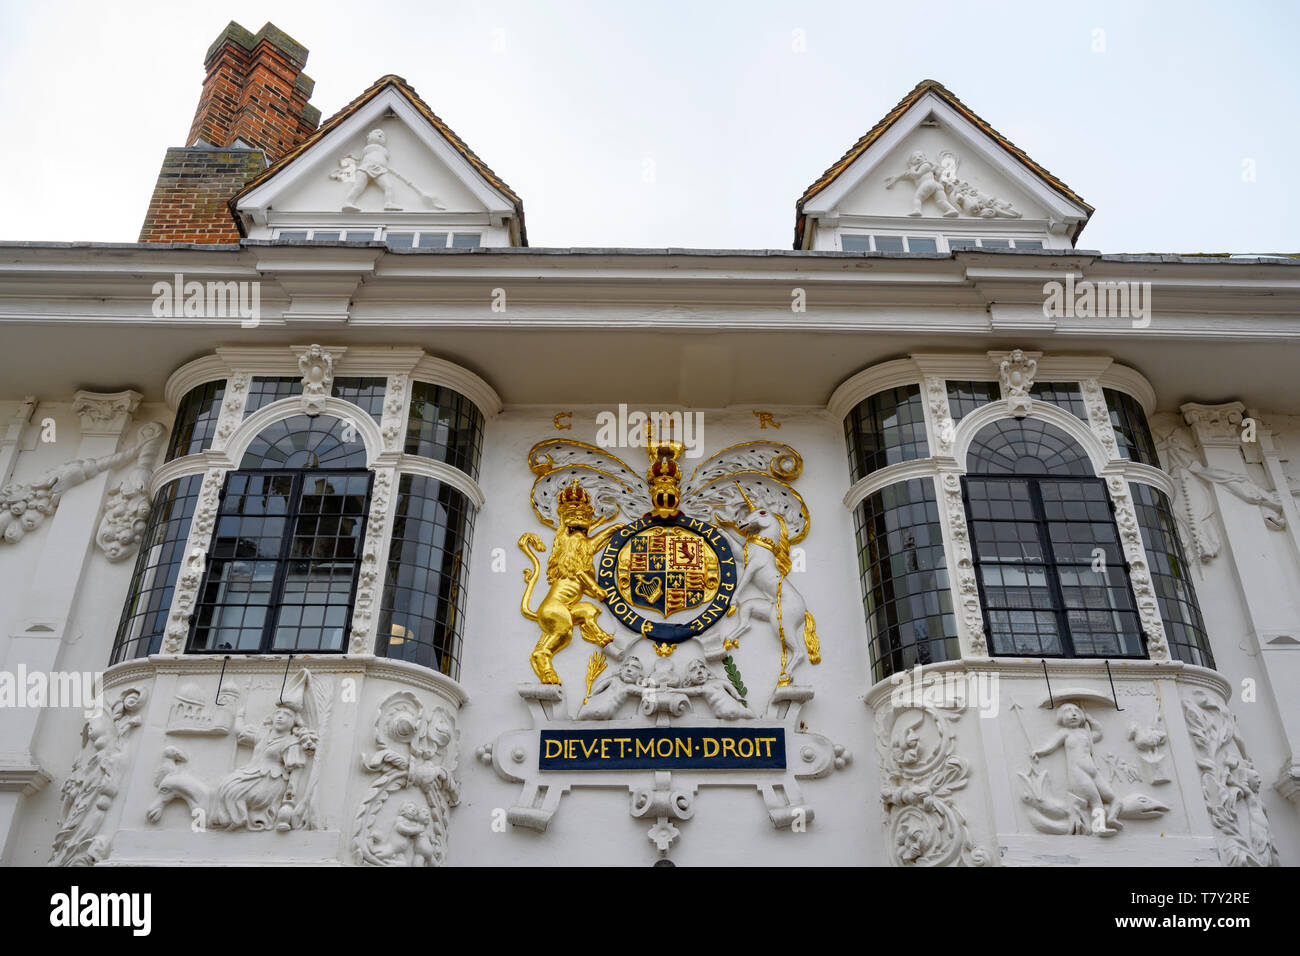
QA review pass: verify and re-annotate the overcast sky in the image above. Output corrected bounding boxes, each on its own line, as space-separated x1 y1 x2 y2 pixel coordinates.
1 0 1295 252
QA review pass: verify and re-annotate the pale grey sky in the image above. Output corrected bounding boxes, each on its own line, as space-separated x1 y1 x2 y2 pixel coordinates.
1 0 1295 252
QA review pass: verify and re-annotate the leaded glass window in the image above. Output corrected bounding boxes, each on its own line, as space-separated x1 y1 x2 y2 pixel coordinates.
843 385 928 482
405 382 484 479
188 416 371 655
1106 389 1160 466
854 478 957 682
165 380 225 461
1131 483 1213 667
963 418 1144 658
110 475 205 662
376 474 476 678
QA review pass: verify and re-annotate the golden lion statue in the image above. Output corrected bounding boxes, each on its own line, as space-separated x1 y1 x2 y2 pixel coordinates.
519 480 623 684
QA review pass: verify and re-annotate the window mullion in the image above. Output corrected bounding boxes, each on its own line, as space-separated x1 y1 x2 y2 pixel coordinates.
1030 478 1076 657
260 471 302 654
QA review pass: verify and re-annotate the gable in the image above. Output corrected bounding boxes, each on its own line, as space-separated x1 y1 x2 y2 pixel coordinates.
234 78 526 245
796 80 1091 250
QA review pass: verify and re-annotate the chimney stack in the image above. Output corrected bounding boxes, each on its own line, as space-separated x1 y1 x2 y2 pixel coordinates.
187 22 320 162
139 21 320 243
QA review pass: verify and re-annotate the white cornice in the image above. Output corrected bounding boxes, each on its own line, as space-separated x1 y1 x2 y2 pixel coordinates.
826 358 920 420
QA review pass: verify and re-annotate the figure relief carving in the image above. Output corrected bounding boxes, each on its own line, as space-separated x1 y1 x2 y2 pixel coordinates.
884 148 1021 219
1012 697 1169 837
147 670 331 834
330 128 446 212
876 701 990 866
1183 690 1279 866
50 687 147 866
354 692 459 867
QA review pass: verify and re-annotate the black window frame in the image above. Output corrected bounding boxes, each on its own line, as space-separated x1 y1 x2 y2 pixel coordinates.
962 471 1147 660
187 467 373 656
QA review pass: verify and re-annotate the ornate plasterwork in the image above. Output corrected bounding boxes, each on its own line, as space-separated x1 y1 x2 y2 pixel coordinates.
995 349 1038 416
353 692 459 867
49 686 147 866
875 700 990 866
1152 414 1221 562
1106 476 1170 660
882 149 1022 220
1080 378 1117 460
213 372 250 446
330 128 446 213
380 374 408 451
1 426 161 547
1180 402 1288 529
1182 690 1279 866
95 422 166 561
1012 696 1169 837
162 468 225 653
481 677 848 853
72 389 141 436
939 472 987 656
146 669 331 833
350 468 394 654
925 376 955 456
297 344 338 416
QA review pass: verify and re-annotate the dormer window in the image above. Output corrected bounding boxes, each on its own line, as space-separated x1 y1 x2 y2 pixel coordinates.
272 226 481 248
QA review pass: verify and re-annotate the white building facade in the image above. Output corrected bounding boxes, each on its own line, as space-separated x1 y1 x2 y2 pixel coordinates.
1 22 1297 868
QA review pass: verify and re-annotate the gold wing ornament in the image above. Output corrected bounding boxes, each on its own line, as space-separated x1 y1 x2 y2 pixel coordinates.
528 439 649 529
682 441 809 543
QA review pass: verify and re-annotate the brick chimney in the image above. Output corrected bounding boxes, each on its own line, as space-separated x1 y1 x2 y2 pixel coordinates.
139 21 321 243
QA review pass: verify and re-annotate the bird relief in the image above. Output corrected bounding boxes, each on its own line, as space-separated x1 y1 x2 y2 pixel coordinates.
883 148 1022 219
1012 697 1169 837
329 128 446 212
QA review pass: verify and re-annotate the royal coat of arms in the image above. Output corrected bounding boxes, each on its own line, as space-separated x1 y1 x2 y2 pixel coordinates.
483 425 848 856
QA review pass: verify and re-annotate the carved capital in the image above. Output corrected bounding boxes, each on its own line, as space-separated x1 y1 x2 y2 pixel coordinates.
1181 401 1247 448
72 390 142 436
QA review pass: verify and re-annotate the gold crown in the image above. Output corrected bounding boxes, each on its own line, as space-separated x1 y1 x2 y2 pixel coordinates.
646 421 683 518
556 478 595 526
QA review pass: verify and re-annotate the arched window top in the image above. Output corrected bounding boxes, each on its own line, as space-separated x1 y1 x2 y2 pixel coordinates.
241 414 368 470
967 418 1092 476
